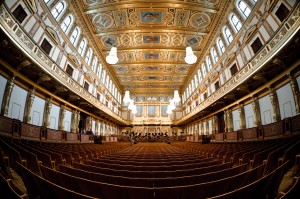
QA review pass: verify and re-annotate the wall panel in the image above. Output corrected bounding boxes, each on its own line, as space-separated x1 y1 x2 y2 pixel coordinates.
276 84 296 119
0 75 7 109
259 95 273 125
49 104 60 130
244 103 255 128
8 85 27 121
30 96 45 126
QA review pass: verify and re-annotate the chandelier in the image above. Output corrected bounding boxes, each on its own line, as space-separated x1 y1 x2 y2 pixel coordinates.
123 91 131 103
184 47 197 64
106 47 118 64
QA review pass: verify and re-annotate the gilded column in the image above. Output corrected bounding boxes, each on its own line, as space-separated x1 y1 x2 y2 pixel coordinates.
238 104 246 129
227 109 233 132
289 74 300 115
58 105 66 131
269 87 280 122
86 116 92 131
206 120 209 135
43 98 52 127
252 96 261 126
224 110 228 132
70 110 76 133
75 111 80 133
95 120 99 135
1 76 15 116
24 88 35 123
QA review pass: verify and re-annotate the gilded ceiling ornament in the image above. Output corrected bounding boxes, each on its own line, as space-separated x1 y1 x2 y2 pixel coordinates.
92 13 113 29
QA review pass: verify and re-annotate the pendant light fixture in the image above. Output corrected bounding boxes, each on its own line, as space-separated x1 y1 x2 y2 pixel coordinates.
106 47 118 64
131 105 137 114
185 47 197 64
173 90 181 103
128 99 134 110
123 90 131 103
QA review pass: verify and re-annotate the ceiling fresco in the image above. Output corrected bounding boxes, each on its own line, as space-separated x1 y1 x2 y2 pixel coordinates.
74 0 227 95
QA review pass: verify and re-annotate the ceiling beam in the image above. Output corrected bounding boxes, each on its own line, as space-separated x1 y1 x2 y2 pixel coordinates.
96 28 208 36
102 47 201 52
115 61 188 65
85 3 218 14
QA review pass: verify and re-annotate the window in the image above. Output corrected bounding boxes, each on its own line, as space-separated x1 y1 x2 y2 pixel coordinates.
85 48 92 64
237 1 251 18
105 75 109 88
161 105 168 117
66 64 74 76
203 93 207 100
217 38 225 54
194 75 199 88
41 39 52 55
230 14 242 32
51 1 65 19
206 56 213 71
191 79 195 92
70 27 80 45
202 63 207 77
12 5 27 24
215 81 220 91
101 70 106 84
230 64 238 76
44 0 51 3
109 80 112 93
251 37 263 54
78 38 87 56
91 57 98 72
275 3 290 22
96 93 100 100
223 26 233 44
211 48 218 64
148 105 156 117
84 81 89 91
197 69 203 83
61 15 73 32
97 64 102 78
136 106 143 117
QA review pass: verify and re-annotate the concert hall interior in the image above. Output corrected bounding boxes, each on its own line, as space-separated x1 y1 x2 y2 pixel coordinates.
0 0 300 198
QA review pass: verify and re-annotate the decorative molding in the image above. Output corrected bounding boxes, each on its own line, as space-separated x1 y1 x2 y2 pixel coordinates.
176 4 300 125
0 5 127 125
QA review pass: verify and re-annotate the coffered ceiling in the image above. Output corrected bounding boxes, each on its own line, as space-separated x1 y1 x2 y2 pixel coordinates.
72 0 229 96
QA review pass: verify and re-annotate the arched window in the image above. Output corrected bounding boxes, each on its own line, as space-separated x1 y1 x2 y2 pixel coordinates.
230 14 242 32
51 1 65 19
61 15 73 32
109 80 112 93
85 48 92 64
202 63 207 77
191 79 195 92
78 38 87 56
194 75 199 88
101 69 106 84
206 56 213 71
211 48 218 64
217 38 225 54
237 1 251 18
97 63 102 78
70 27 80 45
197 68 203 83
105 75 109 88
91 57 98 72
223 26 233 44
188 83 192 96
